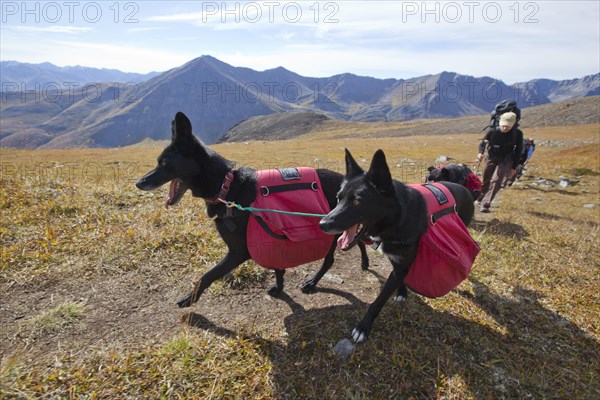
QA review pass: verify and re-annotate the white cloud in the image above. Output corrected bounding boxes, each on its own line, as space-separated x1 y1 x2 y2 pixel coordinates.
145 12 203 23
13 25 93 35
49 41 194 72
0 36 192 73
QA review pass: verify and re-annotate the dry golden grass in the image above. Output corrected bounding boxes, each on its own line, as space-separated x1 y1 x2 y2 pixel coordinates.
1 123 599 399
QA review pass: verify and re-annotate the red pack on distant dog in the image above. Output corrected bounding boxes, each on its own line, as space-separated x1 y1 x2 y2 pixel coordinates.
465 172 482 193
247 168 334 269
404 183 480 298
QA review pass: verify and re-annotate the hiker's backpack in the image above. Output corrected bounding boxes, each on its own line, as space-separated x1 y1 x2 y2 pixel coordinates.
488 99 521 129
246 168 334 269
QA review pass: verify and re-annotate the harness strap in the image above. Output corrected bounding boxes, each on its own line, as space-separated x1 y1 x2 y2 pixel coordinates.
261 182 318 196
431 205 457 225
410 183 458 226
252 215 288 239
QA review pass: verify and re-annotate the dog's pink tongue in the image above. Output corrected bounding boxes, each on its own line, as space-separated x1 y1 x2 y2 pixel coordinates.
337 225 358 250
164 180 178 209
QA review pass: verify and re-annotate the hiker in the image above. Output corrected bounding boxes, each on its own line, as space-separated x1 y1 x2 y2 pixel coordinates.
476 111 524 212
505 137 535 186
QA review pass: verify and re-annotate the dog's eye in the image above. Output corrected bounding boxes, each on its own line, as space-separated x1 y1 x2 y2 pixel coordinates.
352 199 360 206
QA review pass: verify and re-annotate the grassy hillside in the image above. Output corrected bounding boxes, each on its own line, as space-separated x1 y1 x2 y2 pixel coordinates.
1 124 599 398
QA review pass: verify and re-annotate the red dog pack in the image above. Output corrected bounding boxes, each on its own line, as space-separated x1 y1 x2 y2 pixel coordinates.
465 172 482 193
404 183 480 298
247 168 334 269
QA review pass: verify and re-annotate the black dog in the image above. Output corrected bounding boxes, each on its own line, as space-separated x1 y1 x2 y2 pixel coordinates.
319 149 474 342
135 112 369 308
426 163 481 200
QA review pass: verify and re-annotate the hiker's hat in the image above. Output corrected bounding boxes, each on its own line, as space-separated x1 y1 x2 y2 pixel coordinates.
499 112 517 128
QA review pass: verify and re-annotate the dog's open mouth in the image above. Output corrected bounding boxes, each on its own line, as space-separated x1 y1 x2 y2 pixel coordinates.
164 179 188 208
337 224 369 251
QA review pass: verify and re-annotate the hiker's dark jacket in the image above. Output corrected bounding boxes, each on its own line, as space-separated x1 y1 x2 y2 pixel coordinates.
479 127 524 168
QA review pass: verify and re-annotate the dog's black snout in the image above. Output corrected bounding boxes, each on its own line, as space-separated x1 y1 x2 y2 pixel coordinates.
135 176 157 191
135 177 149 190
135 168 166 191
319 218 333 233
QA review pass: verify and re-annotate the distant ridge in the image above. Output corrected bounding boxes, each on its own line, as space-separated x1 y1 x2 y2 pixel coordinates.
1 56 598 149
0 61 158 86
219 112 330 142
218 96 600 142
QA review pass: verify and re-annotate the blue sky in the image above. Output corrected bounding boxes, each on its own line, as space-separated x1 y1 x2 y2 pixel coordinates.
1 1 599 83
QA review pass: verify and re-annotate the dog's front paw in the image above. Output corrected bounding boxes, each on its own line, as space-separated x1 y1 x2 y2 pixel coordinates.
393 287 408 303
351 326 370 343
177 293 193 308
267 284 282 297
361 259 369 271
393 294 407 302
300 279 317 294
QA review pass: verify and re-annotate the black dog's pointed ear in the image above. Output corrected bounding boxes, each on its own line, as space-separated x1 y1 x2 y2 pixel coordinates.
172 112 193 143
345 148 364 178
366 149 395 195
427 166 435 172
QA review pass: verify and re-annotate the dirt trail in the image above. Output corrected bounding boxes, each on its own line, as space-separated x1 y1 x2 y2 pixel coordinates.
1 187 507 365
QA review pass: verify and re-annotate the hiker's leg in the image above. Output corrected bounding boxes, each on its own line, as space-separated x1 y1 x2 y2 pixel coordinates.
482 157 512 206
480 158 497 195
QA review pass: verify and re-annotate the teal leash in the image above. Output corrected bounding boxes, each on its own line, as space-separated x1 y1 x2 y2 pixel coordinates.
218 199 328 218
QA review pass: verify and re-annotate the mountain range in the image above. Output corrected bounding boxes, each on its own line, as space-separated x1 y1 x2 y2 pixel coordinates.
1 61 158 87
1 56 598 149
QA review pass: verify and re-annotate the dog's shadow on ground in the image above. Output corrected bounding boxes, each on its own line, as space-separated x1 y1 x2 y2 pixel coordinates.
529 210 600 228
518 184 582 196
183 276 599 398
471 217 529 240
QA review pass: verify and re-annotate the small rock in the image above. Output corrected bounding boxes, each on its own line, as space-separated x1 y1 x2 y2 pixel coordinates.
323 273 343 284
435 155 449 163
531 197 544 201
559 180 572 188
533 178 556 187
583 204 596 209
333 338 354 361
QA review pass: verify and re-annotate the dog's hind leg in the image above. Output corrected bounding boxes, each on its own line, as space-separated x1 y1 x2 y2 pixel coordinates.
358 242 369 270
299 238 337 293
268 269 285 297
178 251 249 308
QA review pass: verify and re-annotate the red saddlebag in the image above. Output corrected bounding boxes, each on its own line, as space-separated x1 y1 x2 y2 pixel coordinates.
247 168 334 269
465 172 482 192
404 183 480 298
